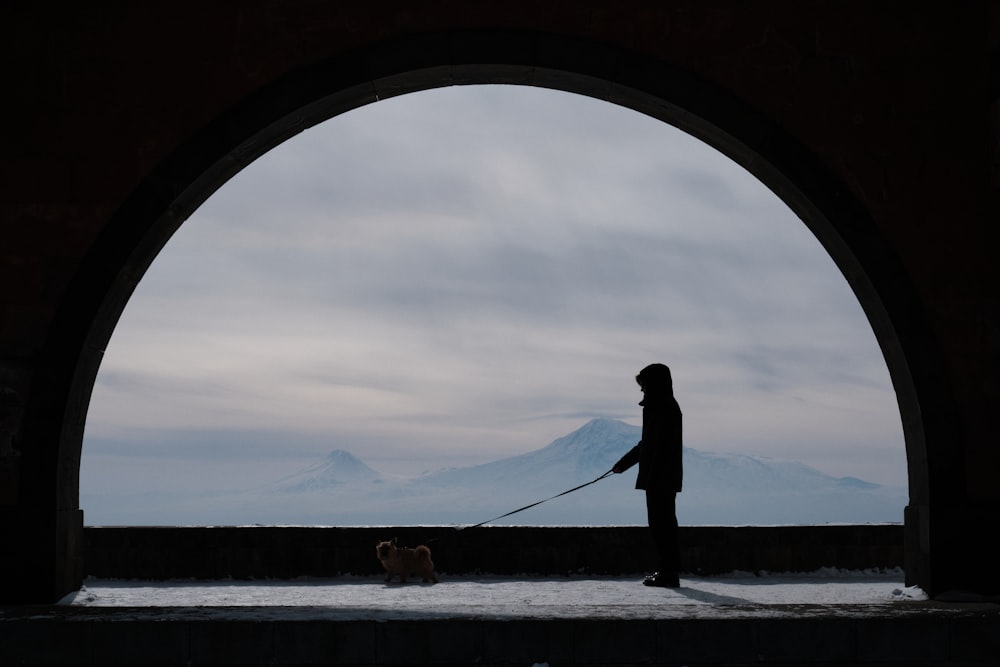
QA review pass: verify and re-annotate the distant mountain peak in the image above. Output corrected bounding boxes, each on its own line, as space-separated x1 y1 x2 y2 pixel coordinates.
323 449 368 465
549 418 637 451
272 448 382 493
573 417 631 434
556 417 635 441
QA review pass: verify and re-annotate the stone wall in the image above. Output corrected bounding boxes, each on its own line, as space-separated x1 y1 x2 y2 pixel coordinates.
83 525 903 580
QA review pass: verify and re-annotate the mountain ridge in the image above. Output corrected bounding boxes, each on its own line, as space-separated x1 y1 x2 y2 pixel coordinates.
82 418 907 526
283 418 885 493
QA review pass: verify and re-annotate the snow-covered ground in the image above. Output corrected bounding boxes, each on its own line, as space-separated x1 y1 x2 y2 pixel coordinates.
60 569 929 620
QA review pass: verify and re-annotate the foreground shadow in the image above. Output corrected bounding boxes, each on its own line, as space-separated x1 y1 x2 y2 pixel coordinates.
671 586 754 606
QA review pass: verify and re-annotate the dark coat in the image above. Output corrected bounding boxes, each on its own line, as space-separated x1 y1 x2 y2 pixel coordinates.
614 392 683 492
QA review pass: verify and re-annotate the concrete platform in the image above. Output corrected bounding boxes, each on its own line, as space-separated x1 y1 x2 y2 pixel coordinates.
3 573 999 666
50 571 940 619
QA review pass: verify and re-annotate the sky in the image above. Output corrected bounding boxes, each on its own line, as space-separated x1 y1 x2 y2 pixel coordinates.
80 84 907 502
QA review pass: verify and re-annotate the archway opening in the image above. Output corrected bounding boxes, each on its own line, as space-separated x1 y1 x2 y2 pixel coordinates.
80 84 906 527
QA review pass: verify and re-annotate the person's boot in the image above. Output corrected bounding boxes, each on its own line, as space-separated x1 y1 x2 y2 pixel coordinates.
642 572 680 588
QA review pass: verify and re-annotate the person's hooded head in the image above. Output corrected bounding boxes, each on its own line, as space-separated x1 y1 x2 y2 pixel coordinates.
636 363 673 397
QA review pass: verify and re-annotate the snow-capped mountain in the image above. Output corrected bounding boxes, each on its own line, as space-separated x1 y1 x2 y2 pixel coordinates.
271 449 383 493
81 418 908 526
411 418 634 494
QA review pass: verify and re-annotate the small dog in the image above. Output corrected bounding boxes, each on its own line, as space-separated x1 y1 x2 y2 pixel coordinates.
375 538 439 583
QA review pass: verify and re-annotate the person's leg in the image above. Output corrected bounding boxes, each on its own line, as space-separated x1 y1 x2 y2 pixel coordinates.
644 489 679 587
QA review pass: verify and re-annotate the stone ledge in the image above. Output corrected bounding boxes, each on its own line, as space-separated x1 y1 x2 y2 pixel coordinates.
82 524 904 580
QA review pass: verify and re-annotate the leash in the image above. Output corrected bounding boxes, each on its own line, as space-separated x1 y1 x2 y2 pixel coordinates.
455 468 616 531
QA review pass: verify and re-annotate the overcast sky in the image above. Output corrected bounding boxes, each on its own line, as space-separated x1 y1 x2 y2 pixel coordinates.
80 84 906 500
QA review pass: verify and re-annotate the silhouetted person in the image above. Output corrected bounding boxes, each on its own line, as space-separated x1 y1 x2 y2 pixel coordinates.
612 363 682 587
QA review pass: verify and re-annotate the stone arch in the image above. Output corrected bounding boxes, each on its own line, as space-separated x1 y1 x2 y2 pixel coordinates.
12 27 972 601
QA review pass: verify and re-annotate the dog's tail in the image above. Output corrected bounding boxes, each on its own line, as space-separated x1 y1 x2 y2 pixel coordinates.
415 545 432 560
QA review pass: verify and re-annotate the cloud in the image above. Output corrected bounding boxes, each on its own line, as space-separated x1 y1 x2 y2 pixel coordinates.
83 85 906 496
